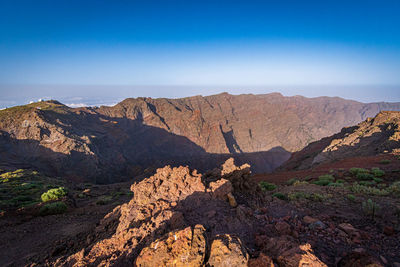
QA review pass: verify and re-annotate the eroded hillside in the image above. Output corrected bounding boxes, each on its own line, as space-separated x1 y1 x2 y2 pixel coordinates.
1 93 399 183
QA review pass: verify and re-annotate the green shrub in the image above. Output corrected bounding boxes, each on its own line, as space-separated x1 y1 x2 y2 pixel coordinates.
356 172 374 181
349 168 369 176
388 181 400 197
41 187 67 202
379 159 391 165
358 181 376 186
328 182 344 187
347 194 356 202
373 177 383 183
351 183 389 196
312 174 334 186
293 180 309 186
272 192 287 200
371 168 385 177
362 199 380 219
319 174 334 181
39 201 67 216
336 179 345 184
259 181 277 191
286 178 299 185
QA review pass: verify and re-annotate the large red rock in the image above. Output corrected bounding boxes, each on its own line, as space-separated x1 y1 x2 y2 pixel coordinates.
207 234 249 267
136 225 207 267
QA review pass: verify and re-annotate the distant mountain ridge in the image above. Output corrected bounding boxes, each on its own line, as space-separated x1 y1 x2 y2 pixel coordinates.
0 92 400 183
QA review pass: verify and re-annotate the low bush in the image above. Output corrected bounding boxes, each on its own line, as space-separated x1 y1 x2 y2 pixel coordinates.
379 159 391 165
293 180 309 186
356 172 374 181
312 174 334 186
259 181 277 191
286 178 299 185
362 199 380 219
351 183 389 196
388 181 400 197
349 168 369 176
327 182 344 187
373 177 383 183
371 167 385 177
358 181 376 186
347 194 356 202
272 192 287 200
39 201 67 216
41 187 67 202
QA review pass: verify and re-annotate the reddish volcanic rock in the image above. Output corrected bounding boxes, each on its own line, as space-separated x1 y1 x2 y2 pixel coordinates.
207 234 249 267
135 225 207 267
2 94 399 182
282 111 400 170
248 253 275 267
53 158 262 266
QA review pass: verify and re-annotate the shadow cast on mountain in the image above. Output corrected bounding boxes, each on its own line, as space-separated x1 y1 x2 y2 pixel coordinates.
0 109 291 183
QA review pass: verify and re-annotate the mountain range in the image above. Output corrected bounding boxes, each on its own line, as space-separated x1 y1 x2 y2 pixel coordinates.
1 92 399 183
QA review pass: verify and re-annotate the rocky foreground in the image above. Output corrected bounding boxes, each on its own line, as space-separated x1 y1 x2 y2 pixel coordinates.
31 157 396 267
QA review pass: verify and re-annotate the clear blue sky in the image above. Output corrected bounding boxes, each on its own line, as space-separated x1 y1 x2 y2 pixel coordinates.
0 0 400 106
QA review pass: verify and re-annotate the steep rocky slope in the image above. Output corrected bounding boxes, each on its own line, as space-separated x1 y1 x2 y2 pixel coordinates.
281 111 400 170
1 93 399 183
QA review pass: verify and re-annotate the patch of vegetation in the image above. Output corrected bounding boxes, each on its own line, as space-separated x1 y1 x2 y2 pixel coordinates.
371 167 385 177
286 178 299 185
349 168 369 176
356 172 375 181
347 194 356 202
358 181 376 186
259 181 277 191
293 180 309 186
272 192 287 200
351 182 389 196
41 187 67 202
327 182 344 187
379 159 391 165
362 199 380 219
0 169 65 210
39 201 67 216
373 177 383 183
388 181 400 197
312 174 334 186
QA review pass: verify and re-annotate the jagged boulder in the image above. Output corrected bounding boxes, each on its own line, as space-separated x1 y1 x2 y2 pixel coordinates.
136 225 207 267
207 234 249 267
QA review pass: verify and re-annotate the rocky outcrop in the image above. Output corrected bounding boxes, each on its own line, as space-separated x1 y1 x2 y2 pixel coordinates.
1 94 400 182
45 158 349 266
54 158 259 266
207 234 249 267
281 111 400 170
136 225 207 267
